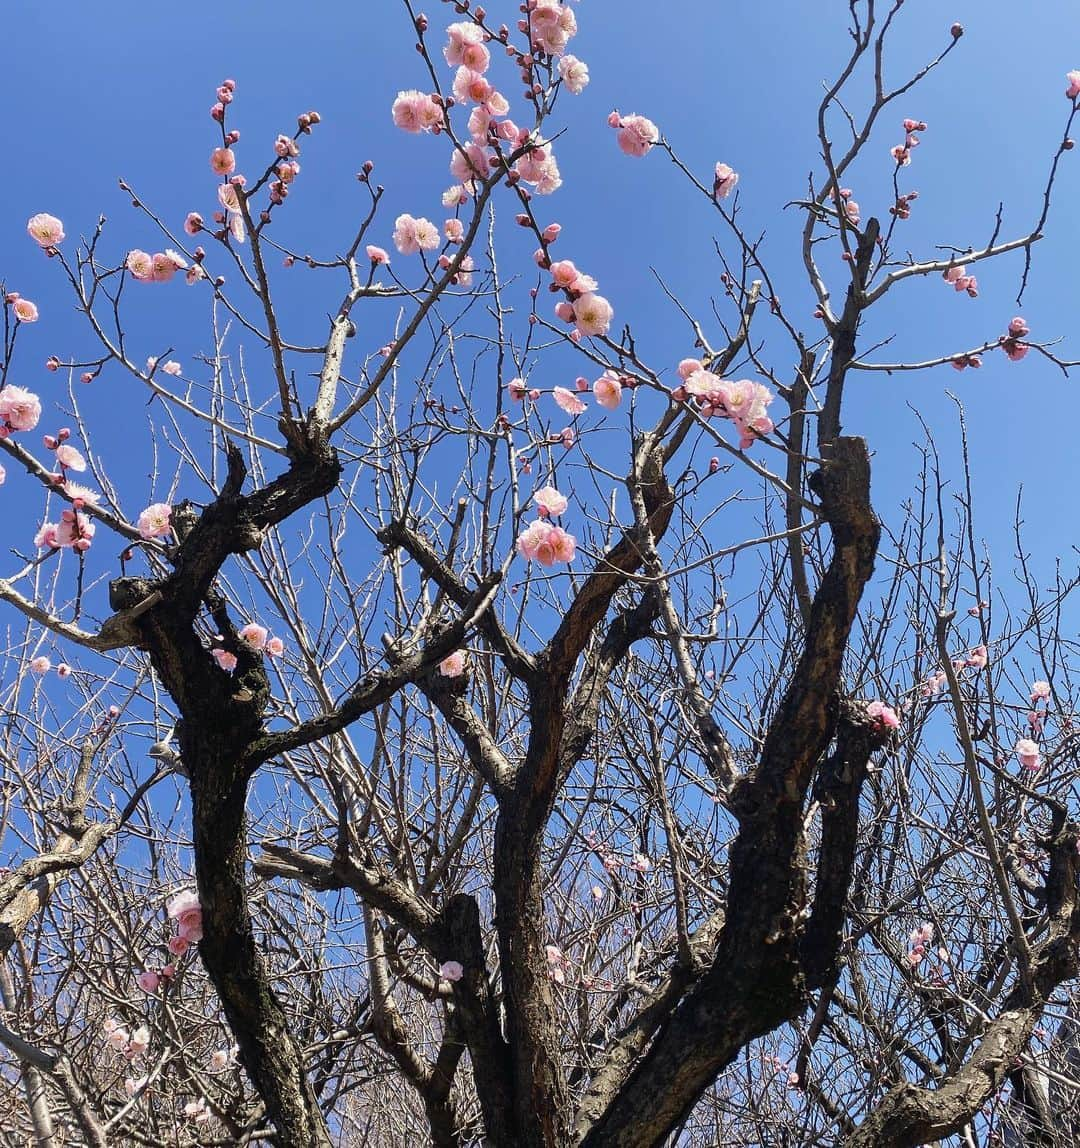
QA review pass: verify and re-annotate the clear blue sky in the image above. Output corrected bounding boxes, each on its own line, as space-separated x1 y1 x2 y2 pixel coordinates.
3 0 1079 632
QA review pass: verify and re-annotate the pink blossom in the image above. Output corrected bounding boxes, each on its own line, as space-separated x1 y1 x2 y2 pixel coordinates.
168 890 203 942
514 145 562 194
450 141 493 183
108 1027 130 1050
678 358 704 380
517 519 577 566
439 960 464 982
212 648 237 672
549 260 598 294
392 214 440 255
0 385 42 432
442 185 469 208
444 218 465 243
453 67 495 107
30 656 51 675
630 852 652 873
1031 680 1051 702
56 663 71 678
593 371 622 410
533 485 569 517
239 623 268 650
891 144 911 166
966 645 988 670
184 212 203 235
366 245 390 264
867 699 900 730
508 378 527 401
1016 738 1041 771
13 298 38 323
714 163 739 199
572 293 614 338
439 650 466 677
27 213 65 247
1066 71 1080 100
137 971 161 994
34 523 59 549
209 1048 231 1071
554 386 587 415
558 55 590 94
129 1026 150 1056
168 936 191 957
266 636 285 657
444 21 487 68
210 147 236 175
54 508 95 549
614 113 660 157
391 90 443 133
55 444 86 471
137 503 172 540
126 250 155 280
151 251 184 282
530 1 578 55
1008 316 1030 337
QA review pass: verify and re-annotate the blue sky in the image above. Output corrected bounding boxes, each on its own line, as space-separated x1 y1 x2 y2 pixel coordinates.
2 0 1079 654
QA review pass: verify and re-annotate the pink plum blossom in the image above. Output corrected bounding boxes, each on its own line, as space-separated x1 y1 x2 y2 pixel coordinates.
439 960 464 981
530 1 578 55
558 55 590 94
517 519 577 566
533 485 569 517
55 444 86 471
168 936 191 957
1016 738 1041 771
161 360 182 376
444 218 465 243
137 971 161 994
167 889 203 942
27 213 65 247
126 250 154 280
1066 71 1080 100
714 163 739 199
210 147 236 175
1031 680 1051 702
212 648 237 672
439 650 466 677
966 645 988 670
13 298 38 323
266 636 285 657
614 114 659 157
572 293 614 337
444 21 488 69
554 386 587 415
184 212 203 235
366 245 390 264
867 700 900 730
210 1048 231 1071
549 260 597 294
0 385 42 432
593 371 622 410
392 214 440 255
30 656 51 675
137 503 172 540
239 623 268 650
391 90 443 133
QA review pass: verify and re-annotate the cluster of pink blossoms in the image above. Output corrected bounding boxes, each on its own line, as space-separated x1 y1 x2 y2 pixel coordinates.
166 889 203 959
1027 678 1051 740
546 943 571 985
867 699 900 731
890 117 927 167
44 427 86 476
126 248 189 283
30 655 71 677
517 517 576 566
393 213 441 255
907 921 935 966
545 258 614 340
35 509 96 553
674 360 776 450
943 262 978 299
1000 316 1031 362
103 1018 150 1060
0 384 42 434
239 623 285 657
528 1 578 55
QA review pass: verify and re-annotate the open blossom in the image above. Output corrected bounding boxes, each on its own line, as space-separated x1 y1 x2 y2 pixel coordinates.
517 519 576 566
515 144 562 194
126 250 155 280
366 245 390 264
392 214 440 255
55 444 86 471
613 113 659 157
266 636 285 657
439 960 464 982
554 386 587 415
0 385 42 432
1031 680 1051 702
867 699 900 730
129 1026 150 1056
530 0 578 55
30 656 51 675
137 970 161 994
137 502 172 540
391 89 443 133
450 141 493 183
210 1048 231 1071
161 360 182 376
593 371 622 410
27 213 65 247
239 623 268 650
54 509 95 549
13 298 38 322
1067 70 1080 100
444 218 464 243
439 650 466 677
558 55 589 94
966 645 988 670
533 485 569 517
714 163 739 199
572 293 614 338
167 889 203 942
212 648 237 672
1016 738 1041 771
